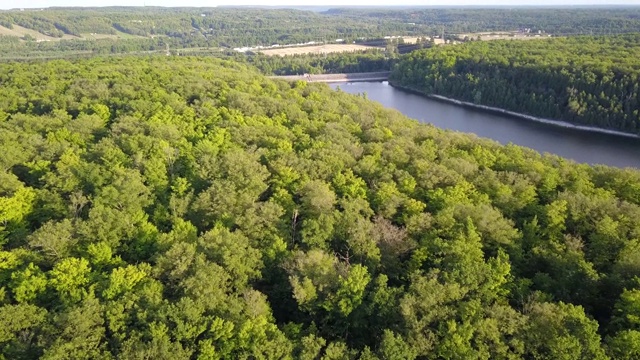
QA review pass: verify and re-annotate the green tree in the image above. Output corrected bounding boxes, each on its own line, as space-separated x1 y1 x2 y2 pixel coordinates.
520 302 608 360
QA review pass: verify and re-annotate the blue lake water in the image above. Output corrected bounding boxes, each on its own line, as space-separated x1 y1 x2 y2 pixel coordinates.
331 81 640 169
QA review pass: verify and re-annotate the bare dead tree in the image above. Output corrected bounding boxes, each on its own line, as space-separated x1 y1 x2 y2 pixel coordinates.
291 208 299 246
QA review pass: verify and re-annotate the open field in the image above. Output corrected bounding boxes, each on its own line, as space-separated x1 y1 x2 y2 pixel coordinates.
401 36 419 44
0 24 78 41
259 44 380 56
82 33 118 40
81 30 147 40
458 31 552 41
0 24 144 42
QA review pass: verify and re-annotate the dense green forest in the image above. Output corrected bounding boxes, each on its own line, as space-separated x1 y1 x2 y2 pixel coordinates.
0 35 179 60
3 7 640 60
390 34 640 134
328 7 640 35
2 55 640 359
0 7 409 43
0 7 412 50
246 50 396 75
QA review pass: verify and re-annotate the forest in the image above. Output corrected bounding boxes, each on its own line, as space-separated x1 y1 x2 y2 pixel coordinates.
0 7 412 50
328 7 640 35
390 34 640 134
2 55 640 359
245 50 396 76
3 7 640 60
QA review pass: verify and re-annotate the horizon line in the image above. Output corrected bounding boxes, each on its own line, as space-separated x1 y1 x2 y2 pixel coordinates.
5 4 640 9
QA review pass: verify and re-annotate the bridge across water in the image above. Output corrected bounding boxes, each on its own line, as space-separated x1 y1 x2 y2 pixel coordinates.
270 71 390 83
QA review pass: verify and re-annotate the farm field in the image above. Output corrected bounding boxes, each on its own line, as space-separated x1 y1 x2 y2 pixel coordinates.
0 24 146 42
0 24 78 41
457 31 553 41
259 43 379 56
401 36 419 44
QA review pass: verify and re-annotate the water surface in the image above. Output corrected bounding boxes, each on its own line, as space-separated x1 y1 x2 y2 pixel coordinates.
330 81 640 168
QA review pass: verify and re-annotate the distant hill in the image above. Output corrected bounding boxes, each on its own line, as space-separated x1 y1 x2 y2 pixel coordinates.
3 6 640 60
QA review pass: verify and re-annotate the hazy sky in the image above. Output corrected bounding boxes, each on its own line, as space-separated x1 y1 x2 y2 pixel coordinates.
5 0 640 9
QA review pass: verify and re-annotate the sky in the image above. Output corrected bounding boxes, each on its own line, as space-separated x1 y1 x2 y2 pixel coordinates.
4 0 640 9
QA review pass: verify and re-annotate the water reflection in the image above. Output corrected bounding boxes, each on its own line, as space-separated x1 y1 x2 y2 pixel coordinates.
331 82 640 169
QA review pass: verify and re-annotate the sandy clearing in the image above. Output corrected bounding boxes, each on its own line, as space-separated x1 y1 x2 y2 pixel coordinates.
259 44 380 56
458 32 552 41
401 36 419 44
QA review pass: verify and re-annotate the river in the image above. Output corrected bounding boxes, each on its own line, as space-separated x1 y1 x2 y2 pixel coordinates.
330 81 640 169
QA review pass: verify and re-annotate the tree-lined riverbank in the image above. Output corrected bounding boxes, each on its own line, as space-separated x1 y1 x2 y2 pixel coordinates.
332 81 640 168
390 34 640 136
389 82 640 140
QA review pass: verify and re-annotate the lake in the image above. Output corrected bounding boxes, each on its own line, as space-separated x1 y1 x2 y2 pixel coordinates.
330 81 640 169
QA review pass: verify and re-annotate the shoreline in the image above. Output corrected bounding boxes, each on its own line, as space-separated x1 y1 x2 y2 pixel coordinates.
388 82 640 140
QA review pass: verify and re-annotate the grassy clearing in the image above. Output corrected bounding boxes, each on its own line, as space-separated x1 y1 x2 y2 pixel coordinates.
81 30 147 40
0 24 80 41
